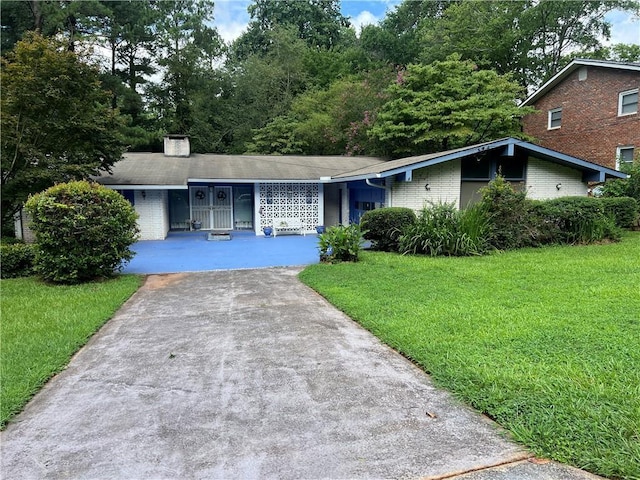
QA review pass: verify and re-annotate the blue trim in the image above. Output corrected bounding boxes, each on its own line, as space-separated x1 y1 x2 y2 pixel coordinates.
335 138 627 182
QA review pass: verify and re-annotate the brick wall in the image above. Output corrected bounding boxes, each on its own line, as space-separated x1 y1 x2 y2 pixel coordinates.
526 158 587 200
391 160 461 211
523 66 639 169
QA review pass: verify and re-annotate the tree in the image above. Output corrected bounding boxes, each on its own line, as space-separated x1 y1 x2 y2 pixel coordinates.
369 55 532 158
248 71 391 156
377 0 452 65
230 0 351 60
1 33 126 229
418 0 639 88
150 0 222 135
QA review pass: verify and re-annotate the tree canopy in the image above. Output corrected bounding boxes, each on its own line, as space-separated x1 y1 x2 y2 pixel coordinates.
0 0 637 223
370 56 533 157
1 33 126 228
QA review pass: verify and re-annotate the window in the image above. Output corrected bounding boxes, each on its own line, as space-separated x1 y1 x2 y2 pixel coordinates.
548 108 562 129
619 89 638 116
616 146 635 169
461 156 526 181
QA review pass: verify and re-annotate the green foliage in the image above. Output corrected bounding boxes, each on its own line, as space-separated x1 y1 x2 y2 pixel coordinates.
399 202 489 256
417 0 638 88
602 161 640 203
360 207 417 252
0 33 126 227
601 197 639 228
231 0 351 59
1 275 142 427
318 224 365 263
529 197 622 245
0 243 35 279
25 181 139 284
478 176 532 250
248 70 391 155
370 55 532 158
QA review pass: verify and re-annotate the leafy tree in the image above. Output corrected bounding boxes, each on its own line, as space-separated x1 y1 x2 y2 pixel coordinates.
369 55 532 158
231 0 351 60
25 181 139 284
522 0 638 84
377 0 452 65
419 1 530 85
150 0 222 135
418 0 639 88
223 26 312 153
1 33 126 229
248 71 391 155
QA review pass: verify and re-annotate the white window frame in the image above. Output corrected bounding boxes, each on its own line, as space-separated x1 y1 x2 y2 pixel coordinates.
616 145 635 169
618 89 638 116
548 108 562 130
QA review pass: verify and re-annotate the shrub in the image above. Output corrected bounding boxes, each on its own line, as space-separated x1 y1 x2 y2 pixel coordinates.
25 181 139 284
600 197 638 228
0 242 36 278
478 176 532 250
601 162 640 203
318 224 366 263
399 202 489 256
361 207 417 252
529 197 621 244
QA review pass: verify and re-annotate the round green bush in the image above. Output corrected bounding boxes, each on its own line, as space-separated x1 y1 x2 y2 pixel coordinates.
25 181 139 284
360 207 417 252
0 242 36 278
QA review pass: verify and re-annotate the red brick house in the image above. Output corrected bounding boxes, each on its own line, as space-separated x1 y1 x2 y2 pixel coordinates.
522 59 639 171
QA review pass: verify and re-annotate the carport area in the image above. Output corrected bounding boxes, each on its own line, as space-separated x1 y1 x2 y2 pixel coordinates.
121 231 321 274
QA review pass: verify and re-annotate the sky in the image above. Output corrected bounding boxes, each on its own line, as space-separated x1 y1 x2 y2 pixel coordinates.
212 0 640 46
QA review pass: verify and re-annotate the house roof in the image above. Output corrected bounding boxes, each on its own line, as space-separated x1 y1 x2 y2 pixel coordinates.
522 58 640 106
95 138 626 188
96 153 385 188
333 138 627 183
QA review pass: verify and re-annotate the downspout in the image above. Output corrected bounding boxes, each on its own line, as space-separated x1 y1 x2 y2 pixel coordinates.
365 178 390 207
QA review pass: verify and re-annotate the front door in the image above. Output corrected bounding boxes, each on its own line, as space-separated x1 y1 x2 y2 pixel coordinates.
189 186 233 230
212 186 233 230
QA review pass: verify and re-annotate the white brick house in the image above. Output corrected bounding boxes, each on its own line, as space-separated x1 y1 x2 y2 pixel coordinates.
86 137 625 241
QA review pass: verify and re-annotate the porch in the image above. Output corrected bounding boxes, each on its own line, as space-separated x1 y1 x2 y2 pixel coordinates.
120 230 322 274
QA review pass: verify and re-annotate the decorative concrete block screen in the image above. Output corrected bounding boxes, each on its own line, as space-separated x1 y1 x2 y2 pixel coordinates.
258 183 319 233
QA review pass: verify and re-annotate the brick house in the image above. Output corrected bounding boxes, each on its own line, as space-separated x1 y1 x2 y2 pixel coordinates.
522 59 640 170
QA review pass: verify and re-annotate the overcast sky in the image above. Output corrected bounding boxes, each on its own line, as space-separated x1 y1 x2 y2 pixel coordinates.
212 0 640 46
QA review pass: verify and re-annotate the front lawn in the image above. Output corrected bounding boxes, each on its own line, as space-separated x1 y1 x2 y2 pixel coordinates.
0 275 143 428
299 232 640 480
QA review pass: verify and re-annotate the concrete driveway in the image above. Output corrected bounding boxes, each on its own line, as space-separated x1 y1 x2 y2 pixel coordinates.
1 269 601 479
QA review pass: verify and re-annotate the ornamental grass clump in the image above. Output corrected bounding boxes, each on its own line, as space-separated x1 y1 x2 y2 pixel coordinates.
25 181 139 284
399 202 489 256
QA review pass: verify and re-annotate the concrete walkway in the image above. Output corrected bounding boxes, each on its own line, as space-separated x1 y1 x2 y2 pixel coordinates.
1 269 601 479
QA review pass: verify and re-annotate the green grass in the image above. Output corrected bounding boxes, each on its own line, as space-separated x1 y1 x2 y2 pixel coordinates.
0 275 143 428
300 232 640 480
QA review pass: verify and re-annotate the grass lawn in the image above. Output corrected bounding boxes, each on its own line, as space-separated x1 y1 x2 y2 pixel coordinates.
0 275 143 428
300 232 640 480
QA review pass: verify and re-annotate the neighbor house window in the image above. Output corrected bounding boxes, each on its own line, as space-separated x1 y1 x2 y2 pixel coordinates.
548 108 562 129
616 146 635 169
618 89 638 116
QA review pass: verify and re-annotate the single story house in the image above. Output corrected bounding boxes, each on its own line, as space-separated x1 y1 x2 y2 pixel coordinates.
90 136 625 240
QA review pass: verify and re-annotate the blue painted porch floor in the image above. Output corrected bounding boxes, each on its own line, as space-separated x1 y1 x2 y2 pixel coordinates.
121 231 322 274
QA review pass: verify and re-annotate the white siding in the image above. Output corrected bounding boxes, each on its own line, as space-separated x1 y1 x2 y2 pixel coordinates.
135 190 169 240
390 160 461 212
526 157 588 200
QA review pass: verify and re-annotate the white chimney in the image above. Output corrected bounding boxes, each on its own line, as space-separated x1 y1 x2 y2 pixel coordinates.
163 135 190 157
